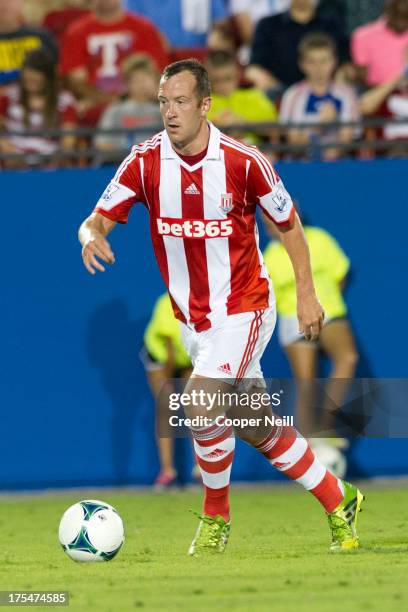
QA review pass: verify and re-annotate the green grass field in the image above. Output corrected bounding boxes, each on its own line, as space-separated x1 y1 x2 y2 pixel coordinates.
1 483 408 612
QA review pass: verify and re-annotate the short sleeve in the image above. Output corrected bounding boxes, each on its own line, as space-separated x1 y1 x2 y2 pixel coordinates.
247 154 295 226
94 149 145 223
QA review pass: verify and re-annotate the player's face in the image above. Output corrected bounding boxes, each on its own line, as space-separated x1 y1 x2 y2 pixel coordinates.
158 71 210 150
300 48 336 84
208 63 239 97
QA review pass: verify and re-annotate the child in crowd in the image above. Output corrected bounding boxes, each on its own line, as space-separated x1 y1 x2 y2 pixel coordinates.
95 54 162 159
279 32 360 160
0 48 78 168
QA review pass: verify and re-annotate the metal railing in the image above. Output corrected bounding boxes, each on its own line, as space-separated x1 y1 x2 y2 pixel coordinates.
0 117 407 166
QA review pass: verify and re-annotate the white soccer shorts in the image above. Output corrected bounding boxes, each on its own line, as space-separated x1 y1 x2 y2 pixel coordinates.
180 306 276 388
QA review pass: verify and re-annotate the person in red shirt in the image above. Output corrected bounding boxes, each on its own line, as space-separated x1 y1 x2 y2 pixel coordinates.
60 0 169 114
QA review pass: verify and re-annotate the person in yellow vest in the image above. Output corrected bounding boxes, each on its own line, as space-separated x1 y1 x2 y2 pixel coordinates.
206 49 278 145
263 217 359 441
141 292 192 488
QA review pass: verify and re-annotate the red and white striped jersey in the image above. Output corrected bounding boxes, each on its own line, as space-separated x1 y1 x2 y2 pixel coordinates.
95 123 295 331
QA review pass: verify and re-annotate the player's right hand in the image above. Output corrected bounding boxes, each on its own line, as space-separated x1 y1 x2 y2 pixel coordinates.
81 234 115 275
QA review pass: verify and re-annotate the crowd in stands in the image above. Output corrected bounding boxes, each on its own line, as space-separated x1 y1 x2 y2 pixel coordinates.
0 0 406 168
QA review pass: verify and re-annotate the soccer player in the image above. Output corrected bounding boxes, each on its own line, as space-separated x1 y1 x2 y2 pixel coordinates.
78 59 364 554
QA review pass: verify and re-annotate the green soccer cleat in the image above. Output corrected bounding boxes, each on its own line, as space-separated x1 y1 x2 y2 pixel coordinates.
327 480 364 552
188 514 231 556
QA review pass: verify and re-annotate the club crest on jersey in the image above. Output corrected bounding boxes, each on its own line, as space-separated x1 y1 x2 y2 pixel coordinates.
101 183 119 201
220 193 233 213
271 183 289 212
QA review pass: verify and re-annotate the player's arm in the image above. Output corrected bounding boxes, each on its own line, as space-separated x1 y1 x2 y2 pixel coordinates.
275 214 324 341
78 212 116 275
249 156 323 341
78 148 143 274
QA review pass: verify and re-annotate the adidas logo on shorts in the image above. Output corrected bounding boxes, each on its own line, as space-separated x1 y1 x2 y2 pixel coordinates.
217 363 232 375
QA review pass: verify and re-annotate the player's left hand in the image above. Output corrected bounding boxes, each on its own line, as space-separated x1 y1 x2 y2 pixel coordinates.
297 294 325 341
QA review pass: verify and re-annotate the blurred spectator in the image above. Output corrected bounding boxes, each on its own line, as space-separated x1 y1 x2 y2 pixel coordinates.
263 217 358 439
0 0 57 90
42 1 90 44
360 70 408 147
279 32 359 160
124 0 228 61
0 49 78 168
206 49 277 144
95 54 161 157
351 0 408 87
228 0 291 46
207 21 236 54
247 0 349 95
228 0 384 45
60 0 168 114
141 292 192 489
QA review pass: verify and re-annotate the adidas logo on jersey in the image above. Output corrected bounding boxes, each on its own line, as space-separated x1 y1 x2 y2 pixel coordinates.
217 363 232 375
184 183 200 195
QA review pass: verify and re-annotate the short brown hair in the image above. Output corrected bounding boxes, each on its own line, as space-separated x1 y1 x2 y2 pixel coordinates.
161 58 211 100
298 32 337 59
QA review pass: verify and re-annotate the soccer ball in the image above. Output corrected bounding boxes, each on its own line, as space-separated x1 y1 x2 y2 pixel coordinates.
312 443 347 479
58 499 124 562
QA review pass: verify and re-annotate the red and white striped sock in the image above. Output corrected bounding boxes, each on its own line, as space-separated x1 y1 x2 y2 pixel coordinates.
253 426 344 512
191 418 235 522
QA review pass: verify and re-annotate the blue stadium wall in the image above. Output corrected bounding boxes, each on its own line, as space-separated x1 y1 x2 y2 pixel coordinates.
1 158 407 490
